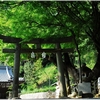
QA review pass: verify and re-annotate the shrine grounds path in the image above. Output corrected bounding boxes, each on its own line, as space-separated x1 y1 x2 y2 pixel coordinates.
20 92 100 99
20 91 55 99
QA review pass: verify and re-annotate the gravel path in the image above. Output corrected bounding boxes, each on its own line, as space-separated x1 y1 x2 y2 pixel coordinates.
20 92 100 99
20 91 55 99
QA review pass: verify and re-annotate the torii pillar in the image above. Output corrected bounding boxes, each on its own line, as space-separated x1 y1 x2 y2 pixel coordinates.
12 43 21 98
56 43 67 97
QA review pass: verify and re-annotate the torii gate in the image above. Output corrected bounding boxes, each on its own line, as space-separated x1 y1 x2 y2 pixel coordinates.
0 35 76 98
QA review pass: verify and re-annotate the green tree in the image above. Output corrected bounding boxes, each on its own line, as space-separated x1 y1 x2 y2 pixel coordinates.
0 1 100 81
24 58 42 89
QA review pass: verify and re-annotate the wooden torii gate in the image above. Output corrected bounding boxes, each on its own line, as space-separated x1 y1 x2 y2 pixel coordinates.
0 35 75 98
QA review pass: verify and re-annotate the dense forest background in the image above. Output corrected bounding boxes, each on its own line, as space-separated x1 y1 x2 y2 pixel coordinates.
0 1 98 68
0 1 100 93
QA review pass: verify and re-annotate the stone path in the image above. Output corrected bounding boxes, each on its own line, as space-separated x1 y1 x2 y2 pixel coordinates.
20 92 100 99
20 91 55 99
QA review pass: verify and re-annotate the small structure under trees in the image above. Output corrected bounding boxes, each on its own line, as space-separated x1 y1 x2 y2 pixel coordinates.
0 65 13 98
0 65 24 99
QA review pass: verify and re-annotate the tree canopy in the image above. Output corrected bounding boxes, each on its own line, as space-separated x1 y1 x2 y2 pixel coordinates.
0 1 93 39
0 1 99 70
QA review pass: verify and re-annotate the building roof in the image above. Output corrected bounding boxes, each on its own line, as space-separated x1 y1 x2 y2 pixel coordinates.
0 65 24 83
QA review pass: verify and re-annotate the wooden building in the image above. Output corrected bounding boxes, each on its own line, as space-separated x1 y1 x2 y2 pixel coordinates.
0 65 24 99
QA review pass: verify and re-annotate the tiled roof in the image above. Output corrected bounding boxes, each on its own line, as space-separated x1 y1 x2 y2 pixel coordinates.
0 65 24 83
0 66 13 82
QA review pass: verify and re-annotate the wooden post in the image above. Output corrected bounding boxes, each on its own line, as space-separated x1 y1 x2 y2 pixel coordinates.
12 43 21 98
56 43 67 97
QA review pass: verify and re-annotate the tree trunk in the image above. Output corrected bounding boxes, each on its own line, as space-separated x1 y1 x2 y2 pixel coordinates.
85 1 100 82
63 52 78 94
63 53 79 83
85 52 100 82
64 68 71 95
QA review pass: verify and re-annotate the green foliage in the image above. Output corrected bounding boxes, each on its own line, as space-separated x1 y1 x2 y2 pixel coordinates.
22 58 57 94
24 58 42 85
37 64 57 86
21 86 55 94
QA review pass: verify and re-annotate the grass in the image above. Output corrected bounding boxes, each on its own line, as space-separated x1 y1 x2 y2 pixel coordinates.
21 86 56 94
